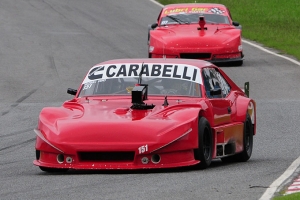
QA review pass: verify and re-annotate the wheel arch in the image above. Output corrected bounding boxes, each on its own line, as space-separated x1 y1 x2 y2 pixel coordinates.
236 96 256 135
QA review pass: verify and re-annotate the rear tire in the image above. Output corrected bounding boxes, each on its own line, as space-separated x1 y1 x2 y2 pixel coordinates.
221 113 253 162
236 113 253 161
194 117 213 169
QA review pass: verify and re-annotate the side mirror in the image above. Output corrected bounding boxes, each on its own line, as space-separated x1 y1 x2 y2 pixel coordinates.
67 88 77 96
232 21 239 26
151 23 158 29
233 21 242 29
210 88 222 96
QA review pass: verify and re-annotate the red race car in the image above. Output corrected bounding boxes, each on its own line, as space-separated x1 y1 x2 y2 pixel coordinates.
148 3 244 66
33 58 256 172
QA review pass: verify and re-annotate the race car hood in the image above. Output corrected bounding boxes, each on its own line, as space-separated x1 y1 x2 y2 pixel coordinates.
38 97 201 152
150 24 240 49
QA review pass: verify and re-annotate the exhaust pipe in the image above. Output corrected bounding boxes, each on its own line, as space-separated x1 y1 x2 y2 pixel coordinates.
151 154 161 164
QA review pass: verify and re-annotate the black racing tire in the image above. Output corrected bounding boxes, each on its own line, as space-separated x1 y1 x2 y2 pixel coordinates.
39 166 69 173
237 113 253 161
148 53 152 58
221 113 253 162
194 117 213 169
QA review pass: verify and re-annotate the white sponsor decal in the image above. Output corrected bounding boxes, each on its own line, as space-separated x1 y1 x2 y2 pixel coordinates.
83 63 202 84
82 80 96 90
215 71 230 95
138 144 148 154
161 20 168 25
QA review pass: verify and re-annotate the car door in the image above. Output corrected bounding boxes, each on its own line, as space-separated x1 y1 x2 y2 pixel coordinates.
202 67 233 126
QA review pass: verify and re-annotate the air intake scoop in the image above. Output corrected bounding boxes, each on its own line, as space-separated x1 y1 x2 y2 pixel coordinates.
198 16 207 30
131 84 154 110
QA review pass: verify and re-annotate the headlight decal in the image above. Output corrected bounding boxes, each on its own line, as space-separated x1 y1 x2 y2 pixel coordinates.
34 129 64 153
238 45 243 51
151 128 192 153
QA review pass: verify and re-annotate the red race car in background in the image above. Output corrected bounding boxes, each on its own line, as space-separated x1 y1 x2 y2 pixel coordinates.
33 58 255 172
148 3 244 66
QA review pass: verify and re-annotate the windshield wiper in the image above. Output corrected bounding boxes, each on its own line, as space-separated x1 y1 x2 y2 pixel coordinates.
166 15 190 24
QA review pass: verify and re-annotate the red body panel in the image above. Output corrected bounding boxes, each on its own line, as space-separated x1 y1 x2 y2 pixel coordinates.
148 3 243 64
34 58 256 170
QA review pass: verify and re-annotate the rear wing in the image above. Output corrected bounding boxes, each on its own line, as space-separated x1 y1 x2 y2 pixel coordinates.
241 82 249 97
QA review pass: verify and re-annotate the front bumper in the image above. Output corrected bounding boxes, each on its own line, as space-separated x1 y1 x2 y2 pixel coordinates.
33 149 198 170
150 51 244 63
210 57 244 64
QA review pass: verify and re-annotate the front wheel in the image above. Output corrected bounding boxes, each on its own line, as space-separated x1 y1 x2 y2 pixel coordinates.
194 117 213 169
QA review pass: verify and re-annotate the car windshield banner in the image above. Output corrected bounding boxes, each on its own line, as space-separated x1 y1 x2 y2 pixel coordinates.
83 63 202 84
163 7 226 16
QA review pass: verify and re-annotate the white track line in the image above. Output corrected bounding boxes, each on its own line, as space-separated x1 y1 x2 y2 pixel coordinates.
259 157 300 199
149 1 300 199
149 0 164 7
242 40 300 66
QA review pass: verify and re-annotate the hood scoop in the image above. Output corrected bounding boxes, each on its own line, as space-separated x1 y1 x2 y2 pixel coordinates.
197 15 207 30
131 84 155 110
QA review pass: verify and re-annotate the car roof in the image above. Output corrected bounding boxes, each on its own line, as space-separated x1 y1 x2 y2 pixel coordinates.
95 58 215 70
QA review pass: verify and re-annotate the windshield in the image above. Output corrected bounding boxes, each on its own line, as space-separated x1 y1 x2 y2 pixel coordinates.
78 77 201 97
160 13 230 26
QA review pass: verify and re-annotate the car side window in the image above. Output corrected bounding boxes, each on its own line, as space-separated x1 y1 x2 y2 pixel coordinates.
215 69 231 97
202 68 230 98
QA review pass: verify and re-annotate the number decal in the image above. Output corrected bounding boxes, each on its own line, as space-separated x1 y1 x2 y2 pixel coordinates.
161 20 168 25
82 81 95 90
138 144 148 154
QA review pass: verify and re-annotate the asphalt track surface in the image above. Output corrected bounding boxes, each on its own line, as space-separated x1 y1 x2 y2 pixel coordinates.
0 0 300 199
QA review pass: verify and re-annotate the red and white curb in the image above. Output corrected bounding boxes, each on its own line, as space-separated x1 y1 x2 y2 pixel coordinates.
285 175 300 195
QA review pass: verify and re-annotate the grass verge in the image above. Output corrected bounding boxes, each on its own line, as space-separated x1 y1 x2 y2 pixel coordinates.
273 192 300 200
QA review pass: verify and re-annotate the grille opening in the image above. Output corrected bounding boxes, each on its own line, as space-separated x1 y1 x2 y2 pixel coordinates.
78 152 135 162
217 145 223 156
224 143 236 155
180 53 211 59
36 150 40 160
